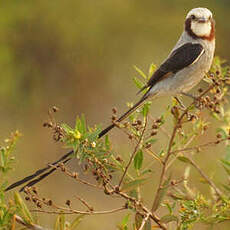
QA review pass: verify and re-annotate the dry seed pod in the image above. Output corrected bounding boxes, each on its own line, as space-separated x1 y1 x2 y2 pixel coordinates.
112 107 117 114
66 200 71 206
52 106 59 112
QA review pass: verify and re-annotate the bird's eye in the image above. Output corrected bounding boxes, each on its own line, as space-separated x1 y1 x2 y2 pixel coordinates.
191 15 196 20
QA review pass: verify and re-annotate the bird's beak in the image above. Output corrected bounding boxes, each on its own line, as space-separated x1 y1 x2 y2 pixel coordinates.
198 17 208 23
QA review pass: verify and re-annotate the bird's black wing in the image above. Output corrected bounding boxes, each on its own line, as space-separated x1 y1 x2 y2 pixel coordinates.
139 43 204 93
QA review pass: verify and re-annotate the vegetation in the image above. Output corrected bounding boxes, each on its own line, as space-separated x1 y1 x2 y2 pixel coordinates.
3 58 230 229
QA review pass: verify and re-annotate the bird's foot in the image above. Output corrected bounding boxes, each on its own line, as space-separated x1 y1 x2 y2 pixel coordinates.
181 92 198 101
181 92 205 109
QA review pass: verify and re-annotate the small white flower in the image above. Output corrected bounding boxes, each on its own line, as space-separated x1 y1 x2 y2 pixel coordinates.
91 142 96 148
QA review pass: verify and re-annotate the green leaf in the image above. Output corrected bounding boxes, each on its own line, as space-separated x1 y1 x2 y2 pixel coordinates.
140 169 152 176
70 215 85 230
105 135 110 150
221 159 230 176
80 114 87 133
87 127 101 142
59 214 65 230
225 145 230 161
122 214 130 226
148 63 157 79
177 156 192 164
0 149 6 171
133 77 145 89
122 178 147 192
145 138 157 145
160 215 178 223
62 123 74 134
134 150 143 170
14 192 34 224
141 102 151 117
54 214 66 230
134 65 147 79
222 184 230 193
162 202 174 215
221 159 230 167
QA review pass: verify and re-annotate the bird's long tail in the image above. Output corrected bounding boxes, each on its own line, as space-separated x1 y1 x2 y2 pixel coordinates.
5 96 147 192
98 96 146 138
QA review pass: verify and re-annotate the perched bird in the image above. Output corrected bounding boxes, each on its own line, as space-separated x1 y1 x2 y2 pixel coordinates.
6 7 215 192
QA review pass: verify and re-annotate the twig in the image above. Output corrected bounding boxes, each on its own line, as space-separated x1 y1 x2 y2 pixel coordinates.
75 195 94 211
144 148 163 165
14 215 47 230
31 207 126 215
166 134 196 170
186 155 223 198
166 137 229 171
48 163 102 189
118 118 148 188
138 214 150 230
170 138 228 156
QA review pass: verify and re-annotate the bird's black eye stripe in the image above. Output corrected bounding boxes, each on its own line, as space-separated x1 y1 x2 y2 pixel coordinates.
191 15 196 20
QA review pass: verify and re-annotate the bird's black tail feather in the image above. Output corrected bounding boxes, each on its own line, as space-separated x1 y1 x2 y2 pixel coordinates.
6 96 147 192
5 150 73 191
98 97 146 138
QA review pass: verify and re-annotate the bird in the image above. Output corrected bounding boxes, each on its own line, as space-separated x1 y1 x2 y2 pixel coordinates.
5 7 215 192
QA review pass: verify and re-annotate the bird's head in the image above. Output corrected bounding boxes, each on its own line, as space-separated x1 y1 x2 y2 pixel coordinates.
185 8 215 41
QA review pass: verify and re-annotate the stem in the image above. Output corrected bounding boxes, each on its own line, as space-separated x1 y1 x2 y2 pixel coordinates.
138 214 150 230
118 119 147 188
31 207 126 215
187 155 223 198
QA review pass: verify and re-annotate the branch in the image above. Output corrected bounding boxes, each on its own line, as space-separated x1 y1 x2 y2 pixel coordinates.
48 163 102 190
31 207 126 215
187 155 223 198
170 137 228 156
138 214 150 230
118 118 147 188
75 195 94 211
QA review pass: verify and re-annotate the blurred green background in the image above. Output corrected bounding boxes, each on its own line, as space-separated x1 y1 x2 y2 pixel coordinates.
2 0 230 229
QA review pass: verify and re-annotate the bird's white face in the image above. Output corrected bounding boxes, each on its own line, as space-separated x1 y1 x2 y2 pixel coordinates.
186 8 214 38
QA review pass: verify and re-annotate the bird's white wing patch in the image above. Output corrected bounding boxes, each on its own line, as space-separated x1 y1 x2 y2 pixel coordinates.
190 48 205 66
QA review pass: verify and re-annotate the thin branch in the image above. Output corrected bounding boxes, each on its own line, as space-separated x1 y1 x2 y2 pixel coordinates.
187 155 223 198
170 138 228 156
166 134 196 170
138 214 150 230
14 215 47 230
48 163 102 189
31 207 126 215
75 195 94 211
144 148 163 165
118 118 148 188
